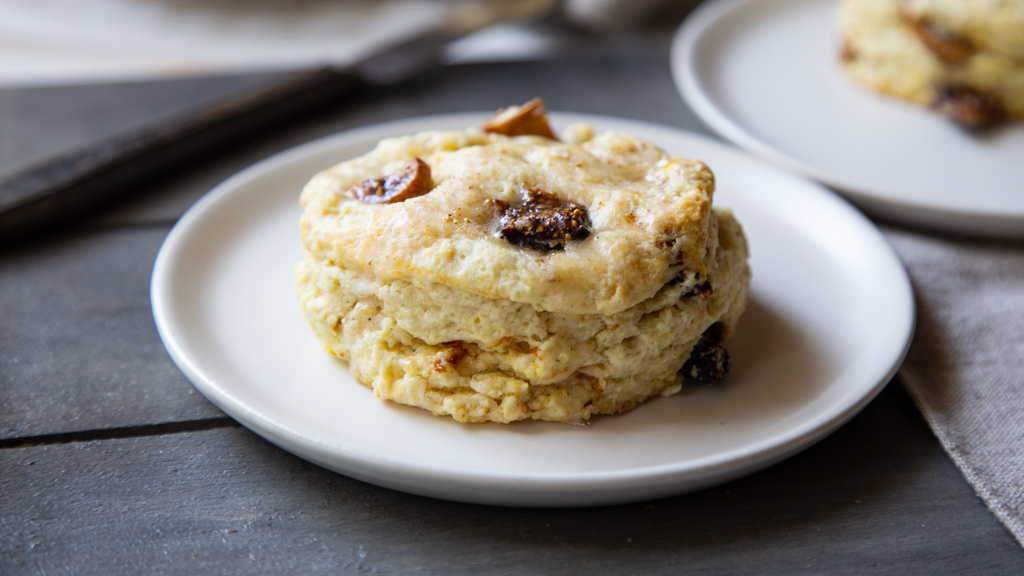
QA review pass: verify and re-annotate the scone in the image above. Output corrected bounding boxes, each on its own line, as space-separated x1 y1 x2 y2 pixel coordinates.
294 100 751 424
839 0 1024 127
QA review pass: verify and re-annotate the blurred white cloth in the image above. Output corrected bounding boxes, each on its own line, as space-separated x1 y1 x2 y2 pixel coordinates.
0 0 560 88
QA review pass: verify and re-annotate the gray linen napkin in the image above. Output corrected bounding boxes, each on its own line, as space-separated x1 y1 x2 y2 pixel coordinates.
883 227 1024 546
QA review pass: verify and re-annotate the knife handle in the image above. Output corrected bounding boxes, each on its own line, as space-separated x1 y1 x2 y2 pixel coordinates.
0 67 360 245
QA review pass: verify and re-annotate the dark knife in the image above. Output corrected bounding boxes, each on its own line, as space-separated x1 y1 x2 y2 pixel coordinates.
0 2 552 245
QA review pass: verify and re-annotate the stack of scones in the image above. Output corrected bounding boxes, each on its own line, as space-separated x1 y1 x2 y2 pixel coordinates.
294 100 751 424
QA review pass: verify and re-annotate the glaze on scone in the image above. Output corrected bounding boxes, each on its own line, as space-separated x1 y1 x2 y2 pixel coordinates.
840 0 1024 126
295 113 751 424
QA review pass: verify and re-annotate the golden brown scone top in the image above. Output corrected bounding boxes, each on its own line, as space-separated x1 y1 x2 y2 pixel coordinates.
299 124 716 316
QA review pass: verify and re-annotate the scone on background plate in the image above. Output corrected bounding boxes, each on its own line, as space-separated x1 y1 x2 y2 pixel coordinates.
839 0 1024 127
294 100 751 424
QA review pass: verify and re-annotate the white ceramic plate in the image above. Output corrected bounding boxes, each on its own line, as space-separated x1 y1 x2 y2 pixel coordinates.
672 0 1024 238
151 112 914 507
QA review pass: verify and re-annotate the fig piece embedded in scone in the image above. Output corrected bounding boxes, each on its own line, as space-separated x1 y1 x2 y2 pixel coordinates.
483 98 557 139
901 11 974 65
683 324 731 383
933 84 1006 129
347 157 433 204
693 281 714 301
486 188 592 251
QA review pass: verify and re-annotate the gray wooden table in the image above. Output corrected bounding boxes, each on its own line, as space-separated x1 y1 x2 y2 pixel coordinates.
2 33 1023 575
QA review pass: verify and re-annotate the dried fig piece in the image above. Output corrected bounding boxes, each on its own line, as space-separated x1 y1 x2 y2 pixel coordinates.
933 84 1006 129
694 281 714 301
682 324 730 383
482 98 557 139
487 188 591 251
670 273 713 300
347 158 433 204
902 13 973 64
840 40 857 63
433 341 469 373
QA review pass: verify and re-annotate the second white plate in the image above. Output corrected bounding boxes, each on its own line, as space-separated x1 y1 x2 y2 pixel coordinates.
151 112 914 507
673 0 1024 238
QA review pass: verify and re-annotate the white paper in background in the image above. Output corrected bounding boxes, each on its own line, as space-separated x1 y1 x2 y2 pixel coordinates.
0 0 561 88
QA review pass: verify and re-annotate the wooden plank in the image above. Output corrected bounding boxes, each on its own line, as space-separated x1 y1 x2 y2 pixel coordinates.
0 40 702 440
0 227 224 439
0 73 290 181
0 70 361 244
1 385 1021 575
